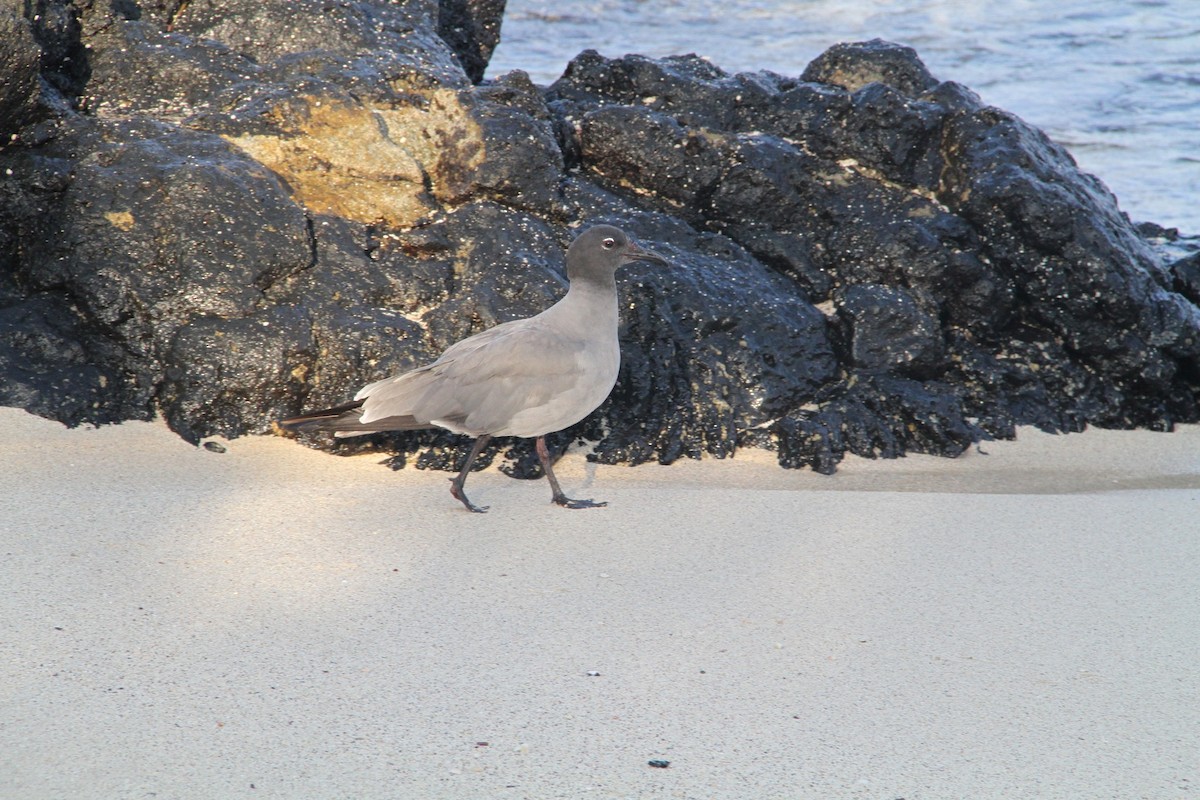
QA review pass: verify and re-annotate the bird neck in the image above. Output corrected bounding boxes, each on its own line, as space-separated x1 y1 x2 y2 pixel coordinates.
565 273 619 312
566 270 618 296
552 273 619 334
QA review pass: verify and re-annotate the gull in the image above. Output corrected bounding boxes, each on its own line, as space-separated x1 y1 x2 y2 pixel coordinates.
280 225 668 512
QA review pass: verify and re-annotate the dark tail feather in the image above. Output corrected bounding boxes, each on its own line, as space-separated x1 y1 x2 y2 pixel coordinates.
279 399 428 436
278 399 366 433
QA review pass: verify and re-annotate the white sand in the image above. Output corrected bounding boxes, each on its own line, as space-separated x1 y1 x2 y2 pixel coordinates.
2 405 1198 798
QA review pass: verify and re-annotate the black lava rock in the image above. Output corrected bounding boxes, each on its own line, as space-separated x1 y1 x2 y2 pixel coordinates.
800 39 939 96
836 284 944 376
0 10 43 139
438 0 506 84
1171 252 1200 306
1 1 1197 476
546 45 1200 455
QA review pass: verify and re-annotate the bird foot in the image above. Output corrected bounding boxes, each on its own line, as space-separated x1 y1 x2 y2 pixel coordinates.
450 479 489 513
553 494 608 510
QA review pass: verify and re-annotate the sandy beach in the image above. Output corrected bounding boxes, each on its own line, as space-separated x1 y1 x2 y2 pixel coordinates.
2 405 1198 798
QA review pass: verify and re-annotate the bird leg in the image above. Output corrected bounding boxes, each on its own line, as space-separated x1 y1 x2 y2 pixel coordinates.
449 435 492 513
535 436 607 510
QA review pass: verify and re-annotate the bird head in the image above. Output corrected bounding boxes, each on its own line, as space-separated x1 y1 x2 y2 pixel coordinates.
566 225 668 284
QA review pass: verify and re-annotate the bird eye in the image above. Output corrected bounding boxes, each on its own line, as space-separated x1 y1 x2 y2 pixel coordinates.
602 237 616 249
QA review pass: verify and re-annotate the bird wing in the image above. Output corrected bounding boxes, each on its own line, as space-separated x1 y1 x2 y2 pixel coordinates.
355 317 599 437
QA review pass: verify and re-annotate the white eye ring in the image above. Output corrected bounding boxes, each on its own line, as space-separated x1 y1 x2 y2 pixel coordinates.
602 237 616 249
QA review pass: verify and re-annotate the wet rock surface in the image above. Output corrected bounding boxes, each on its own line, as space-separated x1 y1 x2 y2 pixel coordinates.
2 5 1197 476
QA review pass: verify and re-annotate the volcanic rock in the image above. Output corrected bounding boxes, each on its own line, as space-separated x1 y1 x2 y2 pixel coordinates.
1 4 1197 477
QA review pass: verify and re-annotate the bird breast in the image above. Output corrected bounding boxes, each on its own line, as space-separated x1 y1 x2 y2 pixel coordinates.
492 329 620 439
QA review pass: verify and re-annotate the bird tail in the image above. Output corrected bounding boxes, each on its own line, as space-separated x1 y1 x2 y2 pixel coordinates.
278 399 428 438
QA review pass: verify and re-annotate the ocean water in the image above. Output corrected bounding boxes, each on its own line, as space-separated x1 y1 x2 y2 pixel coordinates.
488 0 1200 239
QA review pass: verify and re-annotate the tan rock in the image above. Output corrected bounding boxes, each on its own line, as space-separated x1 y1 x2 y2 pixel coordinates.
226 90 486 227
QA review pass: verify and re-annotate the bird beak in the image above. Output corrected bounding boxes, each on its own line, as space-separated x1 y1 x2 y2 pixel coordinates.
622 238 669 266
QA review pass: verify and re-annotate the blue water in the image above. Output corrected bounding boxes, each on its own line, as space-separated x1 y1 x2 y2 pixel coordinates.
488 0 1200 238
